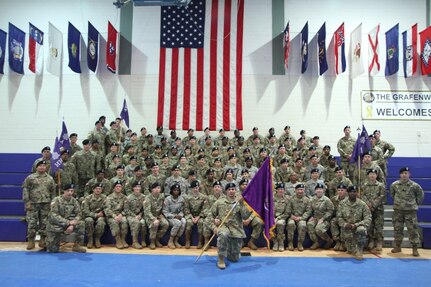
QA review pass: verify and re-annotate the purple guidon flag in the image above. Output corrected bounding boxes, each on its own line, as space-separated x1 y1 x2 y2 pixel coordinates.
242 157 275 248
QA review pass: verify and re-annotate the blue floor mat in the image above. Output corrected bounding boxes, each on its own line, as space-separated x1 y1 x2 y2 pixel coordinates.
0 251 430 287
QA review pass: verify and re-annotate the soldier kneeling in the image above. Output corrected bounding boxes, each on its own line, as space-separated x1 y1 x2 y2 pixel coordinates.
45 184 86 253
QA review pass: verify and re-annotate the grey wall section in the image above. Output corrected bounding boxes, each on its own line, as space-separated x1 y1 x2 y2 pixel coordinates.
272 0 285 75
119 2 133 75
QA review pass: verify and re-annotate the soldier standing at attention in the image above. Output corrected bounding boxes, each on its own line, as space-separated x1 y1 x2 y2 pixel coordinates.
390 167 424 257
184 180 207 249
373 130 395 177
45 184 86 253
337 185 371 260
71 139 99 199
22 160 56 250
337 126 356 180
163 183 186 249
125 181 147 249
272 183 290 252
144 182 169 249
330 184 348 252
82 183 107 249
209 183 249 269
31 146 52 173
104 181 129 249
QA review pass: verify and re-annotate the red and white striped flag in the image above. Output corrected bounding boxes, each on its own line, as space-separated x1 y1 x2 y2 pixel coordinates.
28 23 44 74
368 24 380 76
157 0 244 131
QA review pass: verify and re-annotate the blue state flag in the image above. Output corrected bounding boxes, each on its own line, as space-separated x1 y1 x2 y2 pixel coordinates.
87 22 99 72
350 124 372 163
0 29 6 74
68 22 81 73
385 23 399 76
301 22 308 74
51 136 63 175
317 22 328 75
59 121 70 152
8 23 25 74
120 99 130 128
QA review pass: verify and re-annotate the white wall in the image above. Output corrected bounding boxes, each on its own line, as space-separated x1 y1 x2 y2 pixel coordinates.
0 0 430 157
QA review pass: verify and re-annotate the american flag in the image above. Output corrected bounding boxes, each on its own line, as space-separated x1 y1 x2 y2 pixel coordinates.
157 0 244 131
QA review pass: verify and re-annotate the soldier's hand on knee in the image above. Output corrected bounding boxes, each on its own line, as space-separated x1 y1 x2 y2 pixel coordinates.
153 219 160 227
65 225 74 234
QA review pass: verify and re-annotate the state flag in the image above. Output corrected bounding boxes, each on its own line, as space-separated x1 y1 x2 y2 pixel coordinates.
8 23 25 74
283 21 290 69
301 22 308 74
68 22 81 73
47 22 63 76
106 21 117 73
317 22 328 75
419 25 431 75
87 22 99 72
0 29 6 74
334 23 346 75
350 23 364 79
368 24 380 76
385 24 399 76
402 23 418 78
28 23 44 74
119 99 129 128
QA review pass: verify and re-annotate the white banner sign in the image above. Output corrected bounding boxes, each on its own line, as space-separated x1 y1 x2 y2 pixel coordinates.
361 90 431 120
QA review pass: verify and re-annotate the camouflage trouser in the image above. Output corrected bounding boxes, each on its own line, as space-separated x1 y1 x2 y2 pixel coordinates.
248 217 264 240
85 217 106 237
77 177 91 199
330 217 343 241
274 219 286 240
392 209 421 246
146 217 169 240
342 225 367 254
107 217 128 237
307 218 331 242
287 219 307 242
203 217 213 237
340 160 355 180
369 207 384 241
167 218 186 237
186 218 204 235
127 216 147 239
26 202 50 239
217 226 243 262
45 221 85 252
379 161 388 177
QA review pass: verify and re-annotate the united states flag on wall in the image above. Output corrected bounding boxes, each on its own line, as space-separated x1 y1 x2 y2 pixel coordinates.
157 0 244 131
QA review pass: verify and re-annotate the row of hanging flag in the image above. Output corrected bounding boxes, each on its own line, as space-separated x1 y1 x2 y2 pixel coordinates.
0 21 118 75
283 22 431 78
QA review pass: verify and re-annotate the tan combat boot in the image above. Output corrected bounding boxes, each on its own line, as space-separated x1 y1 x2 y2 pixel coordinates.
324 238 334 249
87 235 94 249
149 239 156 250
115 235 123 249
288 241 294 251
39 236 46 249
412 246 420 257
375 240 382 252
72 243 87 253
278 238 285 251
121 233 129 249
391 244 402 253
174 236 183 248
185 231 191 249
197 235 204 249
247 238 258 250
27 239 35 250
94 236 102 248
217 255 226 269
272 239 279 251
310 242 320 250
333 241 341 251
168 236 176 249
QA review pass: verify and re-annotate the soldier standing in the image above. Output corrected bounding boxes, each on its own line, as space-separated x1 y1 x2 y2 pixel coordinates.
22 160 56 250
337 185 371 260
125 181 147 249
82 183 107 249
144 182 169 249
373 130 395 177
272 183 290 252
337 126 356 179
71 139 99 199
390 167 424 257
330 184 348 251
45 184 86 253
184 180 207 249
163 183 186 249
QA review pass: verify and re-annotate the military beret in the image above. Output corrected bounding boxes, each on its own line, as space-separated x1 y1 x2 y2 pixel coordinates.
219 128 224 133
82 139 91 145
212 147 219 151
243 148 251 153
328 155 335 160
140 127 147 132
198 148 204 153
239 179 248 186
175 137 181 141
206 168 214 175
399 167 410 173
310 168 320 173
96 169 105 174
147 134 153 138
259 148 267 153
367 169 378 175
111 142 118 147
297 137 304 143
335 166 343 172
151 162 159 168
312 136 320 140
225 168 234 174
227 146 234 151
373 130 381 135
99 115 106 120
229 154 237 159
171 165 180 171
197 155 205 160
295 183 305 189
190 180 200 188
276 182 285 189
131 132 137 137
130 156 138 161
162 154 169 159
284 125 291 130
280 158 289 164
344 125 351 131
234 129 240 133
93 183 104 189
63 183 76 190
144 156 153 161
295 158 303 162
69 133 78 138
315 183 325 190
157 126 163 130
241 169 249 175
347 185 358 192
278 144 286 149
116 117 122 121
60 150 69 155
170 183 181 194
309 146 317 151
252 127 258 131
188 170 197 176
170 146 178 150
300 130 306 135
213 181 222 187
245 156 253 161
132 181 142 188
368 134 375 138
155 145 162 149
309 154 318 159
151 182 161 189
170 130 176 135
35 160 47 167
116 164 125 170
222 136 229 140
109 121 116 127
188 128 194 132
126 129 132 134
190 136 196 140
225 182 236 190
41 146 51 153
214 157 222 162
362 151 371 156
134 166 143 172
269 127 274 132
205 136 212 140
323 145 331 149
337 183 348 189
238 136 244 140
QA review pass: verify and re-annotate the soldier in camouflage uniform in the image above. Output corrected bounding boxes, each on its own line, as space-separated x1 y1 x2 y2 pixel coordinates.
54 150 78 189
327 167 352 199
146 162 167 195
22 160 56 250
88 120 106 156
104 181 129 249
209 182 249 269
390 167 424 257
31 146 52 173
373 130 395 177
307 183 335 250
202 181 226 250
163 183 186 249
84 169 112 197
82 183 107 249
71 139 99 199
45 184 86 253
337 185 371 260
144 182 169 249
184 180 207 249
125 181 147 249
330 184 348 251
361 169 386 252
272 183 290 252
274 158 293 185
337 126 356 180
286 183 311 251
69 133 83 157
352 152 385 187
